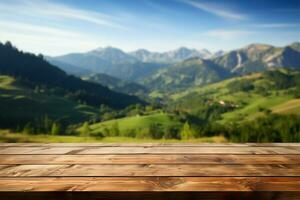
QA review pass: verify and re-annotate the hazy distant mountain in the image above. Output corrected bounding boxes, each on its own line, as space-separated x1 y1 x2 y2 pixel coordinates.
48 42 300 83
51 46 138 73
48 47 167 80
130 47 212 63
291 42 300 52
82 73 148 96
88 46 138 64
45 56 91 76
49 46 214 80
213 43 300 74
142 58 231 92
213 50 226 58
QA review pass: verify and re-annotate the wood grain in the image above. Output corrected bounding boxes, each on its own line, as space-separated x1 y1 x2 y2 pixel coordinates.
1 155 299 164
0 177 299 191
0 143 299 199
1 143 300 147
0 164 299 177
0 146 299 154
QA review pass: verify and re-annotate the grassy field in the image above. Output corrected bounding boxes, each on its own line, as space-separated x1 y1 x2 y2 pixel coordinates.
272 99 300 114
170 73 261 100
0 130 227 143
220 93 293 123
78 112 182 136
0 75 99 127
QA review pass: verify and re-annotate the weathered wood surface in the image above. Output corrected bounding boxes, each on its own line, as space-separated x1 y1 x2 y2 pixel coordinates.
0 146 300 154
0 143 299 200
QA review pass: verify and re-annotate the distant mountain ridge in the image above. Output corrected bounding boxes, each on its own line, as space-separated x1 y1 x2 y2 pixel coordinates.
46 46 223 80
213 43 300 74
48 47 166 80
46 42 300 94
142 42 300 93
130 47 213 63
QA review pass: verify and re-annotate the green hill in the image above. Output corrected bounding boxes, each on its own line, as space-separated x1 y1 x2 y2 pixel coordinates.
170 68 300 123
0 75 99 129
78 112 182 138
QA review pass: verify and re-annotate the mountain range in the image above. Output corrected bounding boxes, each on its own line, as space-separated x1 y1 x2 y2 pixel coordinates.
213 43 300 74
129 47 214 63
46 47 223 80
143 42 300 93
39 42 300 94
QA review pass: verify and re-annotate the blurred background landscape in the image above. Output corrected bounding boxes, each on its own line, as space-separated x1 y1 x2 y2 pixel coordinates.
0 0 300 142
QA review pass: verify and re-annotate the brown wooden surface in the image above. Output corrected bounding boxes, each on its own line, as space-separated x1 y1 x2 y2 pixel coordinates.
0 143 299 199
0 146 300 154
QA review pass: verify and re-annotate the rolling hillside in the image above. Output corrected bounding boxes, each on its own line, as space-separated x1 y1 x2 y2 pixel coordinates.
170 68 300 123
78 112 182 138
0 75 99 129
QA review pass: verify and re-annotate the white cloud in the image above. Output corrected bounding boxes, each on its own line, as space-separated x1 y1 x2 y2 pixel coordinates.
0 27 108 56
0 20 111 56
0 21 81 38
0 0 126 29
182 0 247 21
0 0 134 55
205 30 253 39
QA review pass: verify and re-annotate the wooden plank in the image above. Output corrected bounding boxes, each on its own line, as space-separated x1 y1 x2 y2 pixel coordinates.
0 147 84 154
0 164 300 177
77 146 300 155
0 177 299 191
0 155 300 165
0 146 299 154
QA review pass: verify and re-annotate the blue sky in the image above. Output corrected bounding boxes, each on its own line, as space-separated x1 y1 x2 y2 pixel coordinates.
0 0 299 56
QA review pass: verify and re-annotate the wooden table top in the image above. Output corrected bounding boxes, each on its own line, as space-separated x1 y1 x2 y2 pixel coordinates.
0 143 299 199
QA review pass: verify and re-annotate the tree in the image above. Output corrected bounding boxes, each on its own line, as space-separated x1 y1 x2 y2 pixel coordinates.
22 122 34 134
51 122 61 135
4 41 12 48
149 123 163 139
43 115 52 134
180 122 195 140
81 122 91 137
110 122 120 136
164 125 179 139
